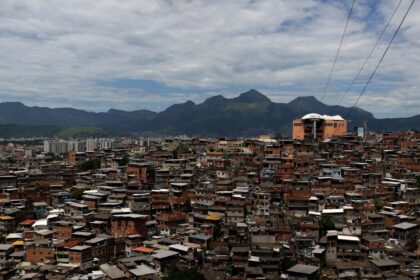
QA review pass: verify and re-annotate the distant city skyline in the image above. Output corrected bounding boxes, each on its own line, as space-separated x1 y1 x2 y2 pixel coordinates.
0 0 418 118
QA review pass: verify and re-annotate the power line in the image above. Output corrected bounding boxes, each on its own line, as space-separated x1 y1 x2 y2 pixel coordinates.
321 0 356 102
346 0 415 118
337 0 403 105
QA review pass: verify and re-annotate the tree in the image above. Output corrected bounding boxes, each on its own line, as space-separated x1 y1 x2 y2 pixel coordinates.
5 157 16 164
320 214 335 237
79 158 101 171
162 267 205 280
321 214 335 230
416 176 420 189
274 132 283 139
181 200 192 212
70 188 85 200
118 154 129 166
281 256 296 271
374 199 385 210
45 152 63 162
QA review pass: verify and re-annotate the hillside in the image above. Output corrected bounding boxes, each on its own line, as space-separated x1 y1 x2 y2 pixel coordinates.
0 90 417 137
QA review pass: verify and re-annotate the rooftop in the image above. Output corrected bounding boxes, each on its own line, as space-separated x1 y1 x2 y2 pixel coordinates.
287 264 319 275
301 113 344 121
394 222 418 230
129 264 158 277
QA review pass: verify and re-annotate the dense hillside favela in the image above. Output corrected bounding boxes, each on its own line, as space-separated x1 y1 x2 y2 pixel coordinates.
0 116 419 279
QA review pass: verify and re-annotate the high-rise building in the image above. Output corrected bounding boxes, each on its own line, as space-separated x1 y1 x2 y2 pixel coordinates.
98 138 114 150
86 139 98 152
43 140 68 154
43 140 50 153
68 140 86 152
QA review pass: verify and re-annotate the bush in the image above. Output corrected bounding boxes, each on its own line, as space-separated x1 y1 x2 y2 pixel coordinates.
118 154 129 166
162 267 205 280
79 158 101 171
320 214 335 236
282 256 296 271
375 199 385 210
70 188 85 200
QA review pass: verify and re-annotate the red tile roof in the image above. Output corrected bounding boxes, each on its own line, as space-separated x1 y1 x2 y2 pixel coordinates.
19 219 35 226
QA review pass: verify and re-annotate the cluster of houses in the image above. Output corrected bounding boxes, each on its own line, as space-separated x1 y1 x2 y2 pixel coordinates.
0 129 419 279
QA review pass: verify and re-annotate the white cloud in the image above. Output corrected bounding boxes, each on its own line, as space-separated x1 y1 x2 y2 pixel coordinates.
0 0 418 117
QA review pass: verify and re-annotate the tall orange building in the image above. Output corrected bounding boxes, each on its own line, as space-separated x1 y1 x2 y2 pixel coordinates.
292 113 347 140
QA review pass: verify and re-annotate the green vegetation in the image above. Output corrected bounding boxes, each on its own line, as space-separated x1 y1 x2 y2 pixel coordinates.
416 176 420 188
163 267 205 280
117 154 129 166
274 132 283 139
181 200 192 212
375 199 385 210
79 158 101 172
56 126 109 138
281 256 297 271
5 157 17 164
1 90 420 137
0 139 43 145
321 214 335 236
0 124 61 138
0 124 113 139
44 152 64 162
321 214 335 230
70 188 85 200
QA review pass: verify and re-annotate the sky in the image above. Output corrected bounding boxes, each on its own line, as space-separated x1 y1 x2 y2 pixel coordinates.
0 0 419 118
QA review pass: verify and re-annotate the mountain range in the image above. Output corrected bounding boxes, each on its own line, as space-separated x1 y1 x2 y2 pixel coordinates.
0 89 419 137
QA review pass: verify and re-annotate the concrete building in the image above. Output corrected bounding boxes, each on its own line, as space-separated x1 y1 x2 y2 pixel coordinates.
86 139 98 152
0 244 13 262
43 140 68 154
292 113 347 140
287 264 319 280
68 140 86 152
69 245 93 270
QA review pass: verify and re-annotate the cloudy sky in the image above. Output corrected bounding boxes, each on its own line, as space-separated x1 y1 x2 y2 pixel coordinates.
0 0 418 118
